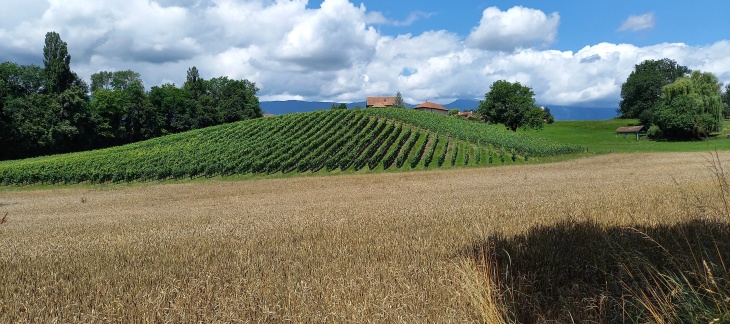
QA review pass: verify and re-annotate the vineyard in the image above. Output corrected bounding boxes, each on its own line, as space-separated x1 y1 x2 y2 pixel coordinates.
0 109 583 185
362 108 583 156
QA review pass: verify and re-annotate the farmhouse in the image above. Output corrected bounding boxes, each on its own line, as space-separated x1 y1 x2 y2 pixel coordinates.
615 125 646 140
457 111 480 119
414 101 448 115
366 96 397 108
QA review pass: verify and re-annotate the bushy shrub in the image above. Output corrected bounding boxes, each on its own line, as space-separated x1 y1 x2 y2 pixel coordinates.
647 124 662 139
653 95 719 139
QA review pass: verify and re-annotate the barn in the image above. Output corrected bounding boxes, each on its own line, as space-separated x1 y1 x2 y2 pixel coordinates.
366 97 397 108
414 101 448 115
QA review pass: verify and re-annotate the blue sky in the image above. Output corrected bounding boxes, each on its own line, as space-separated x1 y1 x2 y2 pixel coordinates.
351 0 729 50
1 0 728 107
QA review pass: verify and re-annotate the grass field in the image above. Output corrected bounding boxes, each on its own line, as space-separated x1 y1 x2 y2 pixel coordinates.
1 152 729 322
522 118 730 154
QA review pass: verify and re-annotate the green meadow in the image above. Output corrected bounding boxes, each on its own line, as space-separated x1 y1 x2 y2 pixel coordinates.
522 119 730 154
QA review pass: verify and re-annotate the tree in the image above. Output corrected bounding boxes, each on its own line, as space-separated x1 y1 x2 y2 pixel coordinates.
393 91 405 108
543 106 555 124
0 62 45 99
0 32 92 160
1 63 46 154
90 70 148 145
651 70 723 139
148 83 195 134
90 71 113 92
2 90 88 158
204 76 262 124
330 103 347 110
477 80 544 131
722 83 730 119
184 66 204 100
619 58 690 119
652 94 717 140
43 31 76 94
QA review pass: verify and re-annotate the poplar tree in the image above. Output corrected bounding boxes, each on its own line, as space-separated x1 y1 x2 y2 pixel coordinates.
43 31 75 94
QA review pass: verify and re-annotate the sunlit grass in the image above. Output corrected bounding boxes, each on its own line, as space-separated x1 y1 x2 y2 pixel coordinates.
1 152 729 321
521 118 730 153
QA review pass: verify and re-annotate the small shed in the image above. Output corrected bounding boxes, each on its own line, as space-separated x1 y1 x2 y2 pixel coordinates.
615 125 646 140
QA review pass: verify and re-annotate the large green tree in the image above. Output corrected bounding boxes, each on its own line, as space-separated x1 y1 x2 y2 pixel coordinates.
43 31 82 94
619 58 690 119
2 87 90 158
148 83 195 134
477 80 544 132
651 70 723 139
0 62 45 99
204 77 262 123
90 70 149 145
0 63 45 155
184 66 204 100
0 32 92 160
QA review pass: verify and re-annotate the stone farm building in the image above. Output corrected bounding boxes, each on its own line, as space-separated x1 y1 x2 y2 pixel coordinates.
366 96 397 108
414 101 448 115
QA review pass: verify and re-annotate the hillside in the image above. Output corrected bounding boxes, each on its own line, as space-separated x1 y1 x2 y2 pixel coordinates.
0 109 583 185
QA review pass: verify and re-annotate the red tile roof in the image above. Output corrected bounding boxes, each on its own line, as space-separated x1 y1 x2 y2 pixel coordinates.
366 96 397 107
414 101 448 111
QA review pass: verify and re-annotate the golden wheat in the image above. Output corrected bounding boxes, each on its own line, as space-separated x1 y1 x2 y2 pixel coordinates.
0 152 727 322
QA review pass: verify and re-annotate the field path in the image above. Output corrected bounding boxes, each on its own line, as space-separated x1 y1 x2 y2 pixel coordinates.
1 152 728 322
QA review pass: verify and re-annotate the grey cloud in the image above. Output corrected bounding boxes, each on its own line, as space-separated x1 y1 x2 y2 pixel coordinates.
131 47 200 64
155 0 214 9
0 47 42 66
0 0 48 27
580 54 601 64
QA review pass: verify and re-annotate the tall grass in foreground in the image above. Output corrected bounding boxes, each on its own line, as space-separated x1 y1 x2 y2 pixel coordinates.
462 151 730 323
463 219 730 322
1 152 729 322
458 245 512 324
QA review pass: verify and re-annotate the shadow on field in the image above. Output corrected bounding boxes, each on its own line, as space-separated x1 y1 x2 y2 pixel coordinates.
464 219 730 323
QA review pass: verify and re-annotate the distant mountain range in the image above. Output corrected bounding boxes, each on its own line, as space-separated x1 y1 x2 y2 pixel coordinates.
260 99 618 121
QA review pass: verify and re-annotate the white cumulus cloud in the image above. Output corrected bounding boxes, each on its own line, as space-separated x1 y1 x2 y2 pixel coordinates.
466 6 560 52
1 1 728 108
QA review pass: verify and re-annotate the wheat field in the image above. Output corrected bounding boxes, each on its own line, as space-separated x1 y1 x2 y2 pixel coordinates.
0 152 727 322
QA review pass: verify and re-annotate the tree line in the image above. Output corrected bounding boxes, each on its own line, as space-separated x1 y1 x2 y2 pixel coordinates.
0 32 262 161
475 58 729 140
619 58 729 139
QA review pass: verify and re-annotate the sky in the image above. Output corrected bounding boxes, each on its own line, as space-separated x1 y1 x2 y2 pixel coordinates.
1 0 729 107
